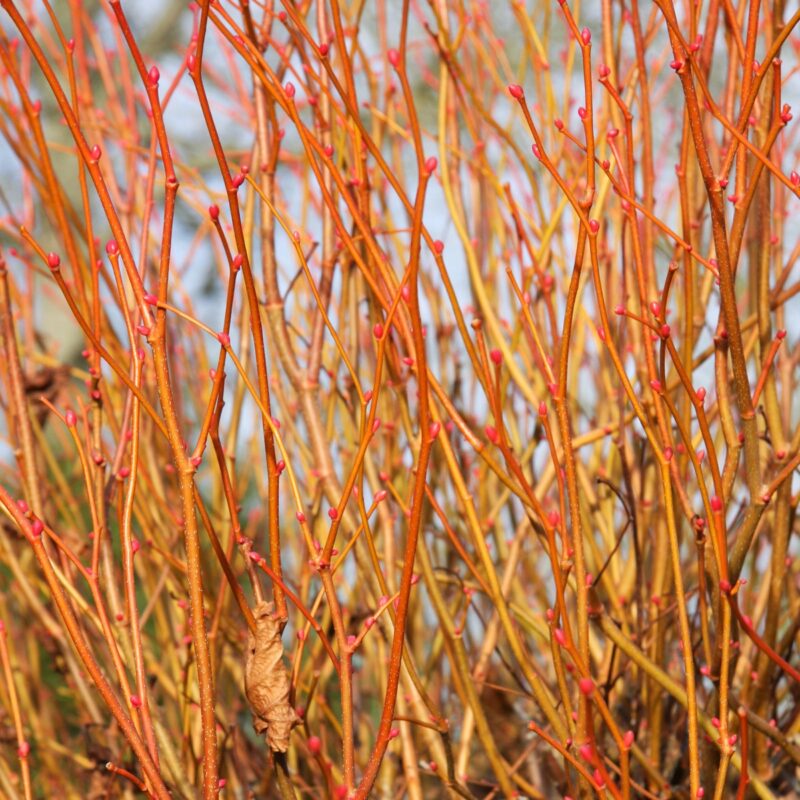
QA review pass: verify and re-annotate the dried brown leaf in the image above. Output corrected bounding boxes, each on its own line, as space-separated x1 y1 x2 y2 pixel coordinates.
244 601 299 752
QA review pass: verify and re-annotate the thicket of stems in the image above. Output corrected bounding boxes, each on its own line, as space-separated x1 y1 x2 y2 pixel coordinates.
0 1 799 798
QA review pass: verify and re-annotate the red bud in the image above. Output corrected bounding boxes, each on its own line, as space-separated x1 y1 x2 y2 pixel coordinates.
623 730 634 749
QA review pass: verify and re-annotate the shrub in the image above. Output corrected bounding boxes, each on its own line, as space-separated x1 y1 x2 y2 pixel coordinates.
0 1 798 798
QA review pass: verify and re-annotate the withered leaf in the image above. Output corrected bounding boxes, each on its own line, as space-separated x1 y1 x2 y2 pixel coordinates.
244 601 299 752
